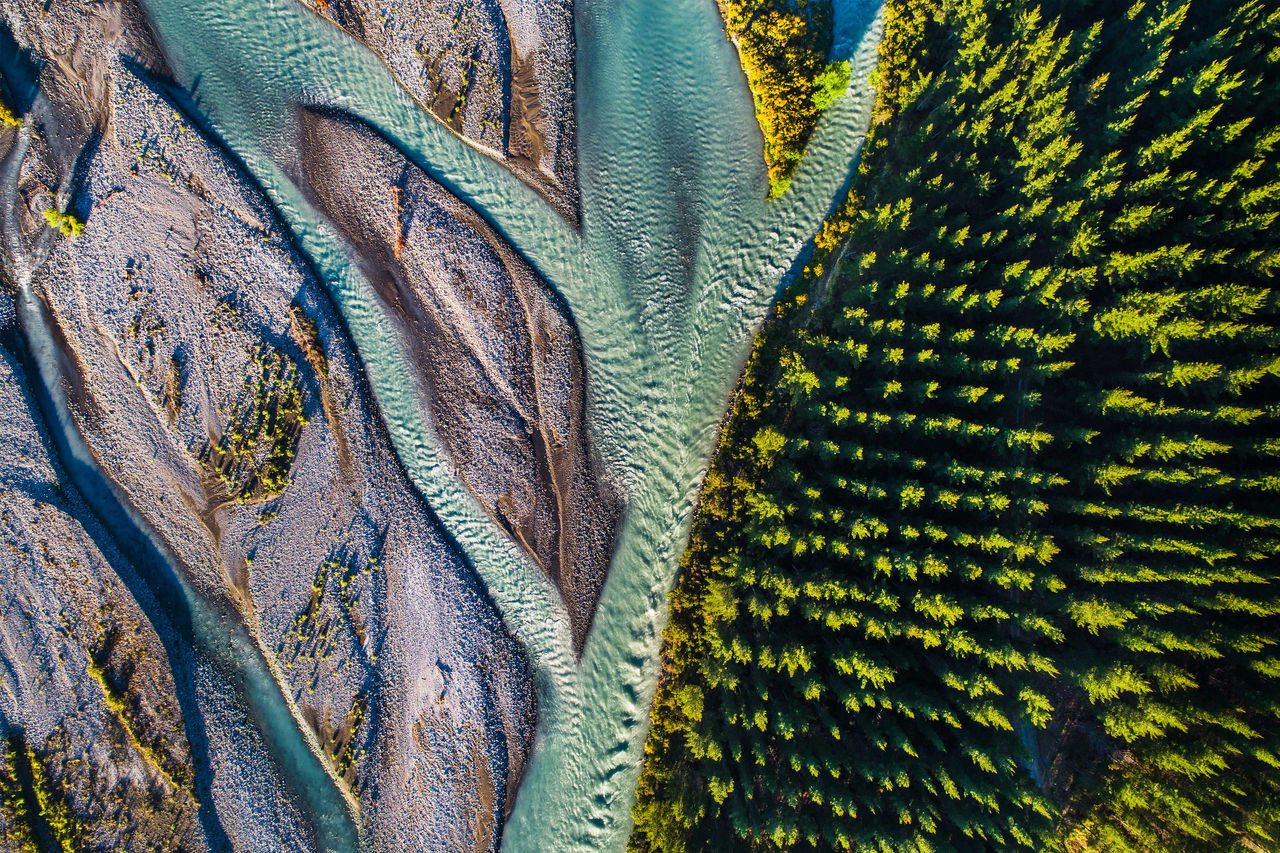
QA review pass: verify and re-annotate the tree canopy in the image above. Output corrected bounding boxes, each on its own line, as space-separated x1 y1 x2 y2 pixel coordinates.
632 1 1280 850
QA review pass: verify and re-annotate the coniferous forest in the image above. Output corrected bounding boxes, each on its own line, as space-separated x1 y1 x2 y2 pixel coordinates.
632 1 1280 850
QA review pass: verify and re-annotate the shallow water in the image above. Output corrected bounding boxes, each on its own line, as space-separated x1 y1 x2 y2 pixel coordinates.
132 0 883 848
14 282 358 852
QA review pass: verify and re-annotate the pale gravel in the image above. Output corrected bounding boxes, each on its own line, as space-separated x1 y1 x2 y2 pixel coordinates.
1 0 537 846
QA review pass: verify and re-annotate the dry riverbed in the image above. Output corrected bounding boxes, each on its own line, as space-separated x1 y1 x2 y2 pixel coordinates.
1 0 536 848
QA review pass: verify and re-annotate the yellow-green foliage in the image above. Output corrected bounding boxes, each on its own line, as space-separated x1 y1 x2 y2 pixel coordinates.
0 71 20 127
86 660 186 793
203 344 308 500
0 742 38 853
719 0 838 197
284 547 376 675
13 739 79 853
42 207 84 238
333 693 367 783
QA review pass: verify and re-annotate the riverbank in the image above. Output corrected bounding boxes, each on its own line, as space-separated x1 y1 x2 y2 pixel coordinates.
717 0 848 197
0 296 211 852
297 0 579 221
1 0 538 847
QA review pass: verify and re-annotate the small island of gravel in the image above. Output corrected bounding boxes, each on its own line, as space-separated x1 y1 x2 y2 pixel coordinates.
298 0 580 220
295 107 619 652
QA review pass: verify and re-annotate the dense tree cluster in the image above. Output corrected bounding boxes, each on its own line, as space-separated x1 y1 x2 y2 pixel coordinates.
633 1 1280 850
719 0 848 196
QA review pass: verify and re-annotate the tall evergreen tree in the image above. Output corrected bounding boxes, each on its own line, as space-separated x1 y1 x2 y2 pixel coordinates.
1043 3 1280 850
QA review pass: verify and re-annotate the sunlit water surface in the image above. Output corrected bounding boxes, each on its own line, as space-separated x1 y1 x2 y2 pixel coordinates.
133 0 883 848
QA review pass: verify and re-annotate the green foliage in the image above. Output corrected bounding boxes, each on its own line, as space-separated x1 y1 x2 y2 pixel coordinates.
0 741 38 853
0 74 20 128
812 61 850 112
719 0 837 197
41 206 83 238
1041 3 1280 847
3 736 79 853
86 656 190 793
26 749 77 853
201 344 308 501
634 0 1280 850
332 693 367 784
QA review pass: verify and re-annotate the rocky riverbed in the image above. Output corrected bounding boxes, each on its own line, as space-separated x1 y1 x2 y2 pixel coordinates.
295 108 618 652
296 0 579 220
0 0 536 848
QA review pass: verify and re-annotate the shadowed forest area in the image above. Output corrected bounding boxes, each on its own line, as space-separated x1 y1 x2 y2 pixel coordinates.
633 0 1280 850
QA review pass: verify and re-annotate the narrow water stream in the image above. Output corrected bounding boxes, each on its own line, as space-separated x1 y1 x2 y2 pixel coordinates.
14 280 360 852
120 0 885 848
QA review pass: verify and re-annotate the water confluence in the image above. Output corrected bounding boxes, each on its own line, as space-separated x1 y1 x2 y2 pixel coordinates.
133 0 884 849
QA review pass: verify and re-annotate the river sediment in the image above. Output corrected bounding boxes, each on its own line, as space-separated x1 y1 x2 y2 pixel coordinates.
1 0 537 847
297 0 579 221
295 108 619 653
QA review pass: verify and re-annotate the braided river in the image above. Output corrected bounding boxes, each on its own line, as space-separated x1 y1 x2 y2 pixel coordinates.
126 0 884 848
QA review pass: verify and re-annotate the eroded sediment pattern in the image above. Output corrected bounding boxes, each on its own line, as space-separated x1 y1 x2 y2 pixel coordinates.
297 109 619 652
1 0 536 847
0 312 207 851
298 0 579 218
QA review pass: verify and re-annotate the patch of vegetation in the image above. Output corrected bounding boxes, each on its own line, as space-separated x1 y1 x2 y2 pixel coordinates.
333 693 367 784
34 722 197 853
0 72 20 128
86 643 191 794
301 690 368 788
5 735 79 853
633 1 1280 851
282 545 375 787
41 206 84 238
28 758 77 853
284 547 377 674
162 354 183 421
811 59 850 112
719 0 841 197
202 345 307 501
0 740 38 853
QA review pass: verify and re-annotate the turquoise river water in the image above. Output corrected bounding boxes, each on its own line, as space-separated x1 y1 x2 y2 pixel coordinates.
130 0 884 849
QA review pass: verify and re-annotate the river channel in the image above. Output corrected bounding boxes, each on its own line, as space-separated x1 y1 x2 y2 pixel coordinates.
128 0 884 848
